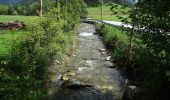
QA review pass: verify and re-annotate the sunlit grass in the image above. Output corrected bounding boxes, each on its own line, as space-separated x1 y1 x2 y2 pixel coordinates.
0 15 36 58
87 4 130 21
0 15 39 24
0 30 30 58
102 25 129 45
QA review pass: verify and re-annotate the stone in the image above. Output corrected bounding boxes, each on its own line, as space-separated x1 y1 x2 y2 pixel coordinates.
105 56 111 61
129 85 136 90
72 54 76 57
67 71 76 76
101 52 105 55
60 79 86 90
55 60 61 64
123 85 139 99
98 48 106 52
108 63 116 68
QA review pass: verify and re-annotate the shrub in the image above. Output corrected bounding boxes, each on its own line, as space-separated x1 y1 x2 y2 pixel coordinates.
97 24 129 64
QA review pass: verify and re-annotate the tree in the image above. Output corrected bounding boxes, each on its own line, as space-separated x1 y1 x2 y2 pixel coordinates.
0 4 8 15
39 0 43 17
129 0 170 99
84 0 100 6
99 0 103 21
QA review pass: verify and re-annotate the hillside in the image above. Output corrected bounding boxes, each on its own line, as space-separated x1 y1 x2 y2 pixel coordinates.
0 0 32 4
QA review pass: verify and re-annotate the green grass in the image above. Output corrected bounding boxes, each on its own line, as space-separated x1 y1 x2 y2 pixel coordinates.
0 30 30 58
0 15 36 58
87 4 130 21
103 25 128 45
0 15 39 24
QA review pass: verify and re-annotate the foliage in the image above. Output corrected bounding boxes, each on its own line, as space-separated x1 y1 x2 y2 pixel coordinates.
0 0 87 99
105 0 170 99
128 0 170 99
84 0 100 7
96 24 129 64
0 4 8 15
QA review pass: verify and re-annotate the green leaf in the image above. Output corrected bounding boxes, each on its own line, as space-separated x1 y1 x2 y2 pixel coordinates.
166 70 170 76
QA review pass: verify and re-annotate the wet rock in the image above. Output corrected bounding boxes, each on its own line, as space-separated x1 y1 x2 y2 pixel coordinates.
108 63 116 68
101 52 105 55
85 84 94 88
123 85 139 100
96 85 113 91
98 48 106 52
55 60 61 64
60 79 86 90
72 54 76 57
67 71 76 76
105 61 116 68
58 74 69 81
105 56 111 61
107 53 111 56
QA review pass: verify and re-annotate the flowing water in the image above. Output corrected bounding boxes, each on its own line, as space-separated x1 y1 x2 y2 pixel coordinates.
48 23 125 100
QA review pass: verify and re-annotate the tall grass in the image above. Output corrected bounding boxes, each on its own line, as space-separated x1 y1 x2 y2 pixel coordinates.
0 30 30 58
96 24 129 64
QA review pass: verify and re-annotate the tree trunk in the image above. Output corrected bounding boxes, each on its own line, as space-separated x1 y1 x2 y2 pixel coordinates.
56 0 59 8
100 0 103 21
39 0 43 17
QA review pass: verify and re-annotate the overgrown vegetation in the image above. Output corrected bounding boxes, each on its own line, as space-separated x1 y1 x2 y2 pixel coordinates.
96 24 129 64
97 0 170 99
0 0 87 99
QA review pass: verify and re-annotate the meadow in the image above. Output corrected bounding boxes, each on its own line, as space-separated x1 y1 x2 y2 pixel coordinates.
0 15 38 23
0 15 37 58
87 4 130 21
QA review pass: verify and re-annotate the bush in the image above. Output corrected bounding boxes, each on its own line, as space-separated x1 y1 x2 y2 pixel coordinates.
0 0 87 99
0 4 8 15
96 24 129 64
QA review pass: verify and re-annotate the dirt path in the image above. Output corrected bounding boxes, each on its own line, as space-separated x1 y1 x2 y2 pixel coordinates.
47 23 125 100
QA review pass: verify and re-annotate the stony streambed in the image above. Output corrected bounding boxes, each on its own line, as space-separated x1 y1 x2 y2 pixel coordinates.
47 23 125 100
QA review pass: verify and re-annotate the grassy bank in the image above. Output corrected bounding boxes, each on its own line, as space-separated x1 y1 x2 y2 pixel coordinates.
0 14 78 99
96 23 170 99
96 24 129 64
0 15 38 58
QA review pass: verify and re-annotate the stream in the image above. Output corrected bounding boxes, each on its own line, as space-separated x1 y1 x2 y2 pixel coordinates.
47 23 125 100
